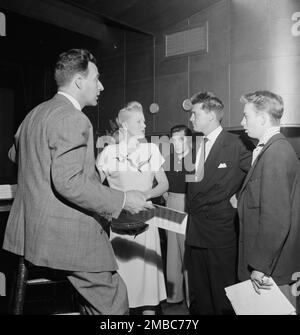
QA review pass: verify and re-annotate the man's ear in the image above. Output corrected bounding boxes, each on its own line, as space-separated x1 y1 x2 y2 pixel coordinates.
74 75 83 90
121 122 128 130
260 112 268 125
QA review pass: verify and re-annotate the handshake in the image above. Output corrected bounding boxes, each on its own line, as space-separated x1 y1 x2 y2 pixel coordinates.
123 190 154 214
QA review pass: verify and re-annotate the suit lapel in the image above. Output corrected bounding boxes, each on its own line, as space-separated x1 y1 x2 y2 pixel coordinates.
190 130 228 201
202 130 228 186
239 133 285 195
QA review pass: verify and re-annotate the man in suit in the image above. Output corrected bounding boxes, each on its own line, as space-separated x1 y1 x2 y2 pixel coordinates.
238 90 300 313
185 91 252 314
3 48 152 315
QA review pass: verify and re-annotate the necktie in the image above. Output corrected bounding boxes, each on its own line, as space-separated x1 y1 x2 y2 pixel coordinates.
251 143 264 165
195 137 208 181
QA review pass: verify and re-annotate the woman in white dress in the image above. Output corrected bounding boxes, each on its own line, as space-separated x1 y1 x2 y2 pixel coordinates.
96 101 168 315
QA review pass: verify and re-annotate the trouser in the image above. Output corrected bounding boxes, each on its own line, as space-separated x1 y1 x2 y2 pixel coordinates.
185 245 237 315
166 192 189 305
67 270 129 315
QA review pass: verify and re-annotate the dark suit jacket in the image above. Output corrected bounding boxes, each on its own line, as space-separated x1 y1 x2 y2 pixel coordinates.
186 129 252 248
238 133 300 285
3 94 124 272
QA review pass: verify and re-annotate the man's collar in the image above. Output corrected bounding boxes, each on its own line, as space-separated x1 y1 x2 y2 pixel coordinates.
206 125 223 142
57 91 81 111
258 126 280 146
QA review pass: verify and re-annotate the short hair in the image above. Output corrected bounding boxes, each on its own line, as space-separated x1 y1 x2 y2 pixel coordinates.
117 101 143 125
54 49 97 87
170 124 192 137
190 91 224 122
240 90 284 122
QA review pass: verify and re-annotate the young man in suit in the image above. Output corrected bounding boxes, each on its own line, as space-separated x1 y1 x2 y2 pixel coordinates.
185 91 252 315
3 48 152 315
238 90 300 313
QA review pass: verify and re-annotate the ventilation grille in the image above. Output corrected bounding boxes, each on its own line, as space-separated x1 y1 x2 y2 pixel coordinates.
165 23 208 57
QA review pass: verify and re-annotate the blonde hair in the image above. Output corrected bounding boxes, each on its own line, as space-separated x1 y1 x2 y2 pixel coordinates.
240 90 283 123
117 101 143 126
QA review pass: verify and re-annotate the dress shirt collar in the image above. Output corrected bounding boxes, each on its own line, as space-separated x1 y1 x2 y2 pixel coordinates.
57 91 81 111
251 126 280 165
258 126 280 146
205 125 223 145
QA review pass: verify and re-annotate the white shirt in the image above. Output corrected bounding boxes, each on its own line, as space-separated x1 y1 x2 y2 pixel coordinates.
96 142 164 191
57 91 81 111
195 125 223 173
251 126 280 165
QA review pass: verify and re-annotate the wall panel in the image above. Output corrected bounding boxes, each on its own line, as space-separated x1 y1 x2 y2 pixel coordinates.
230 0 300 126
126 78 154 131
230 59 269 127
155 73 189 133
230 0 270 63
153 0 231 133
190 64 230 127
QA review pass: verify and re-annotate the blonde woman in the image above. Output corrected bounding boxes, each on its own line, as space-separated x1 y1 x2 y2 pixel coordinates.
96 101 168 315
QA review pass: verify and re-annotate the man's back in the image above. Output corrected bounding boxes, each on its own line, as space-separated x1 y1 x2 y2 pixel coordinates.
3 94 121 272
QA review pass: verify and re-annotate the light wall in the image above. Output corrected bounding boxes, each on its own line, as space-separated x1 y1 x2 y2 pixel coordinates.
152 0 300 133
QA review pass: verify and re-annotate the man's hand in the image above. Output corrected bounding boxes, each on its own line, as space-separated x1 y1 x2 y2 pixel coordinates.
250 270 273 294
124 190 154 214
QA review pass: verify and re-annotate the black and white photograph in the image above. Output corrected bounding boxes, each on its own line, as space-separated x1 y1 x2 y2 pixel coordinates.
0 0 300 328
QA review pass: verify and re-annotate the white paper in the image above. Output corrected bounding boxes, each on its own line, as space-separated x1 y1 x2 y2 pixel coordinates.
225 278 296 315
0 184 17 200
146 204 187 235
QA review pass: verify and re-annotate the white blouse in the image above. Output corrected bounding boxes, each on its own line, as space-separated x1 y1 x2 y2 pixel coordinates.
96 141 164 193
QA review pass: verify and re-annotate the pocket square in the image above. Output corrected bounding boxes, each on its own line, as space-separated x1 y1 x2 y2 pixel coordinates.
218 163 227 168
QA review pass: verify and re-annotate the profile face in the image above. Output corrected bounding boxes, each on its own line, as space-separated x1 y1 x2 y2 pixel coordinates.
189 103 211 134
171 130 189 154
241 103 263 139
81 62 104 106
125 110 146 139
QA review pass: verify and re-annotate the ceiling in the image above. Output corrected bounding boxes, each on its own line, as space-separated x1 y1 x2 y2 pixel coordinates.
0 0 222 40
59 0 222 35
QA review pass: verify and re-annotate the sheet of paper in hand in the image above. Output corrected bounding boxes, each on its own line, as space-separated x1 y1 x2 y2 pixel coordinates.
225 278 296 315
146 205 187 235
